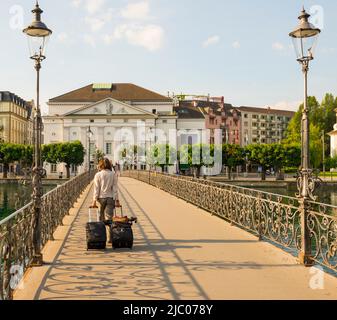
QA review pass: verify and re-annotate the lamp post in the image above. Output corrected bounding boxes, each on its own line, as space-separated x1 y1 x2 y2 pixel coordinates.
23 1 52 267
289 7 320 266
87 127 93 174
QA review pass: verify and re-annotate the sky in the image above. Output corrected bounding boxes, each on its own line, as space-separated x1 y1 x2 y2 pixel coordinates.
0 0 336 114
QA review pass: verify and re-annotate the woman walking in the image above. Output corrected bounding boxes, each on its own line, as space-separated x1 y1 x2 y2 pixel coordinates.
92 158 120 222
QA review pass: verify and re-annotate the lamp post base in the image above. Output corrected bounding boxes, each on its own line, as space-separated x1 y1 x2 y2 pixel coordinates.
298 252 314 267
31 254 43 267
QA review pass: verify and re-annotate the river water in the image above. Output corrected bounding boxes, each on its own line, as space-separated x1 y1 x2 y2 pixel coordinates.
0 184 57 221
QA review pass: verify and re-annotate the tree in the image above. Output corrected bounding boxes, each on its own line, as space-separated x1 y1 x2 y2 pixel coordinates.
42 143 59 164
282 143 301 168
325 156 337 171
178 144 215 178
285 96 320 145
222 144 245 179
0 143 24 178
42 141 85 178
94 149 105 164
21 145 33 169
57 141 85 178
148 144 176 173
284 94 337 167
246 144 280 181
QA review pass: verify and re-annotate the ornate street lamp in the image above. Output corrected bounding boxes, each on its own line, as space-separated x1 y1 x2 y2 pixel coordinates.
87 127 94 174
289 7 320 266
23 1 52 267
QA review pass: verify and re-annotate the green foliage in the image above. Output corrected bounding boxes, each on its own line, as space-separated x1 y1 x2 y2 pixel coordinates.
245 143 301 180
325 156 337 170
284 93 337 169
147 144 176 171
94 149 105 163
42 141 85 178
0 143 28 178
222 144 245 168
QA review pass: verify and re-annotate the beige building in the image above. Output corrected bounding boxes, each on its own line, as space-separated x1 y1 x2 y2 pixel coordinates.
0 92 33 145
238 106 295 146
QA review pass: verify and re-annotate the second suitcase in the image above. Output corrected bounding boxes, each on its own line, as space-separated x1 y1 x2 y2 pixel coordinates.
111 222 134 249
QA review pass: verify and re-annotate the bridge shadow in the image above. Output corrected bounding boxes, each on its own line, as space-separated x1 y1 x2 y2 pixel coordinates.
32 182 299 301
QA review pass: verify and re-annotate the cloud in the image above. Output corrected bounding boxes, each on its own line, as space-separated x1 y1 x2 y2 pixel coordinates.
85 10 113 32
77 0 164 51
106 23 164 51
121 1 150 20
83 34 96 47
274 101 301 111
202 35 220 48
272 42 285 51
85 0 106 15
71 0 82 8
57 32 69 43
232 41 240 49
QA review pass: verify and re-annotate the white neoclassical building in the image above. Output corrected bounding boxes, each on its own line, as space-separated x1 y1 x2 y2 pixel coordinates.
43 83 180 176
329 110 337 159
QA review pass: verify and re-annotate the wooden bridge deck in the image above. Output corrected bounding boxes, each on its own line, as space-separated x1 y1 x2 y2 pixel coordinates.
14 177 337 300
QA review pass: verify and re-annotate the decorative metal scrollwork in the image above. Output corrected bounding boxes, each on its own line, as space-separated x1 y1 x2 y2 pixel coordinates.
296 170 323 201
125 170 337 276
0 171 95 300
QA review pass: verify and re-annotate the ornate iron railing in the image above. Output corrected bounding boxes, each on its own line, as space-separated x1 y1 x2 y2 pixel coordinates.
124 170 337 274
0 171 95 300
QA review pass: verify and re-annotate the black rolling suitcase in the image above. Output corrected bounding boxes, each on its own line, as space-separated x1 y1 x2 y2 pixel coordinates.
86 206 107 250
111 206 136 249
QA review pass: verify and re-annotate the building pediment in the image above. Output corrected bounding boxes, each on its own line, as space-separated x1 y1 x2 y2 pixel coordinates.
63 98 155 117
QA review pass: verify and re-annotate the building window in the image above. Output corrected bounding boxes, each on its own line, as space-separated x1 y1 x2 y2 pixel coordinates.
90 120 94 123
51 164 57 173
244 122 248 127
71 165 78 174
163 120 167 124
252 115 258 119
107 119 111 123
106 143 112 155
89 143 95 159
244 114 248 118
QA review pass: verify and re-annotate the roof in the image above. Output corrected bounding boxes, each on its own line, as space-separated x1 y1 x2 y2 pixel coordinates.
238 106 295 117
0 91 31 108
174 105 205 119
178 100 241 118
49 83 173 104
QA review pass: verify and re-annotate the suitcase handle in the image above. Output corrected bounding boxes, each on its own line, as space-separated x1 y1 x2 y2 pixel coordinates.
89 207 100 223
114 206 124 218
